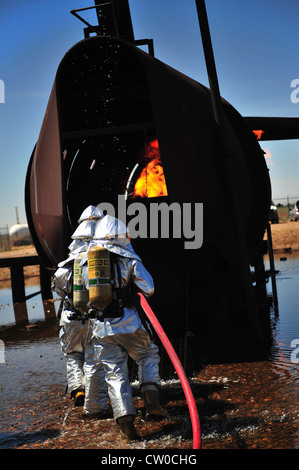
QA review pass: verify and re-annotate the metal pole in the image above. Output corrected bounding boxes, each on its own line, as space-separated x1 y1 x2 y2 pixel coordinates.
195 0 263 341
266 223 279 314
195 0 223 130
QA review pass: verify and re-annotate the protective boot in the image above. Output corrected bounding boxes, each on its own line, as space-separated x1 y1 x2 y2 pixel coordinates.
71 388 85 406
74 390 85 406
117 415 140 442
141 383 167 418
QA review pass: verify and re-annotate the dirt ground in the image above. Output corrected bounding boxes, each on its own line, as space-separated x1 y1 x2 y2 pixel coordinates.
266 219 299 253
0 220 298 282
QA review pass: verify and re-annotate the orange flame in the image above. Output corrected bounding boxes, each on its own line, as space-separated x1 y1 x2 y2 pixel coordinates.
133 139 168 198
253 130 264 140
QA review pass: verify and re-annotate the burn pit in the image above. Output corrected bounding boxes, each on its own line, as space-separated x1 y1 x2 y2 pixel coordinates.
63 130 169 233
125 138 168 200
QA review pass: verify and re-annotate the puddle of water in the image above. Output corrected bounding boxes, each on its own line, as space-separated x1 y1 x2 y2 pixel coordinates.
265 255 299 377
0 278 64 414
0 282 58 327
0 255 298 449
0 331 66 410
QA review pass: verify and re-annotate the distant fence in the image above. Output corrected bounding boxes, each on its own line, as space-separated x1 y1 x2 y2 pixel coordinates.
0 225 10 252
272 196 299 209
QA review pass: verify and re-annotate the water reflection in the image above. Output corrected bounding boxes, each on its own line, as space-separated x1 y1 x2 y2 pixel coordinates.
0 280 57 328
265 254 299 375
0 276 65 421
0 319 65 410
0 255 298 449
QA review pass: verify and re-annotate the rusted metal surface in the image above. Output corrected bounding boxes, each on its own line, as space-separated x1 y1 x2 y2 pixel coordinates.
25 83 64 269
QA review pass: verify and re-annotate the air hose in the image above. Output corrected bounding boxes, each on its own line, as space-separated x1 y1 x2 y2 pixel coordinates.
138 293 201 449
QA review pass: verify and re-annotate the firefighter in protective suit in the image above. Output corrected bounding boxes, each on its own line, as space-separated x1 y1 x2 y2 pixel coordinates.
83 215 167 441
52 205 109 416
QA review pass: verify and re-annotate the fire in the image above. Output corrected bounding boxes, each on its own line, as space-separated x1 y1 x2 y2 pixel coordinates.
133 139 168 198
253 129 264 140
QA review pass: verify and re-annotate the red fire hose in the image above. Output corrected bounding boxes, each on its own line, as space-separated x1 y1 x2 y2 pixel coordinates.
138 293 201 449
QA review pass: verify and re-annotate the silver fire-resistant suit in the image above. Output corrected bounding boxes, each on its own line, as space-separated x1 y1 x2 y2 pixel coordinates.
52 205 109 415
82 215 164 433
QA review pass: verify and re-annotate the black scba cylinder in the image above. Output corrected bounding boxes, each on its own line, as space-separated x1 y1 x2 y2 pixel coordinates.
27 34 270 341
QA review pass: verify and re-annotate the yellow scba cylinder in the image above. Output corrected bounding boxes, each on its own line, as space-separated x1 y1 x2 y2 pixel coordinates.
73 252 89 313
88 246 112 311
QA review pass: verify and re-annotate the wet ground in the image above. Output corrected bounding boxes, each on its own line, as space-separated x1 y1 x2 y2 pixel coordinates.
0 255 298 452
1 349 298 451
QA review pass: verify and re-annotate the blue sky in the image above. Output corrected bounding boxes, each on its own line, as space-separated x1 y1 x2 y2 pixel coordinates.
0 0 299 229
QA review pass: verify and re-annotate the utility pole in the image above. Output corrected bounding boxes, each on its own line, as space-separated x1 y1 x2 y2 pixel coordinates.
15 207 20 224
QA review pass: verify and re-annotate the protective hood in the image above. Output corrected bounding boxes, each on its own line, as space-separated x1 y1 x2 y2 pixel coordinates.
78 205 104 223
71 219 97 240
68 239 83 252
58 240 90 267
94 214 128 239
52 265 73 297
58 206 104 267
80 215 141 264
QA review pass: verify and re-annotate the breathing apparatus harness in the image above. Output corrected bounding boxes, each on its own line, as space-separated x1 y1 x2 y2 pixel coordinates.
87 254 132 321
63 251 153 339
63 251 132 323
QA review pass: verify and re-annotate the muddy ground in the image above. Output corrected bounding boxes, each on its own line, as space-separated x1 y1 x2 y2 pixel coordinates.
1 355 298 451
